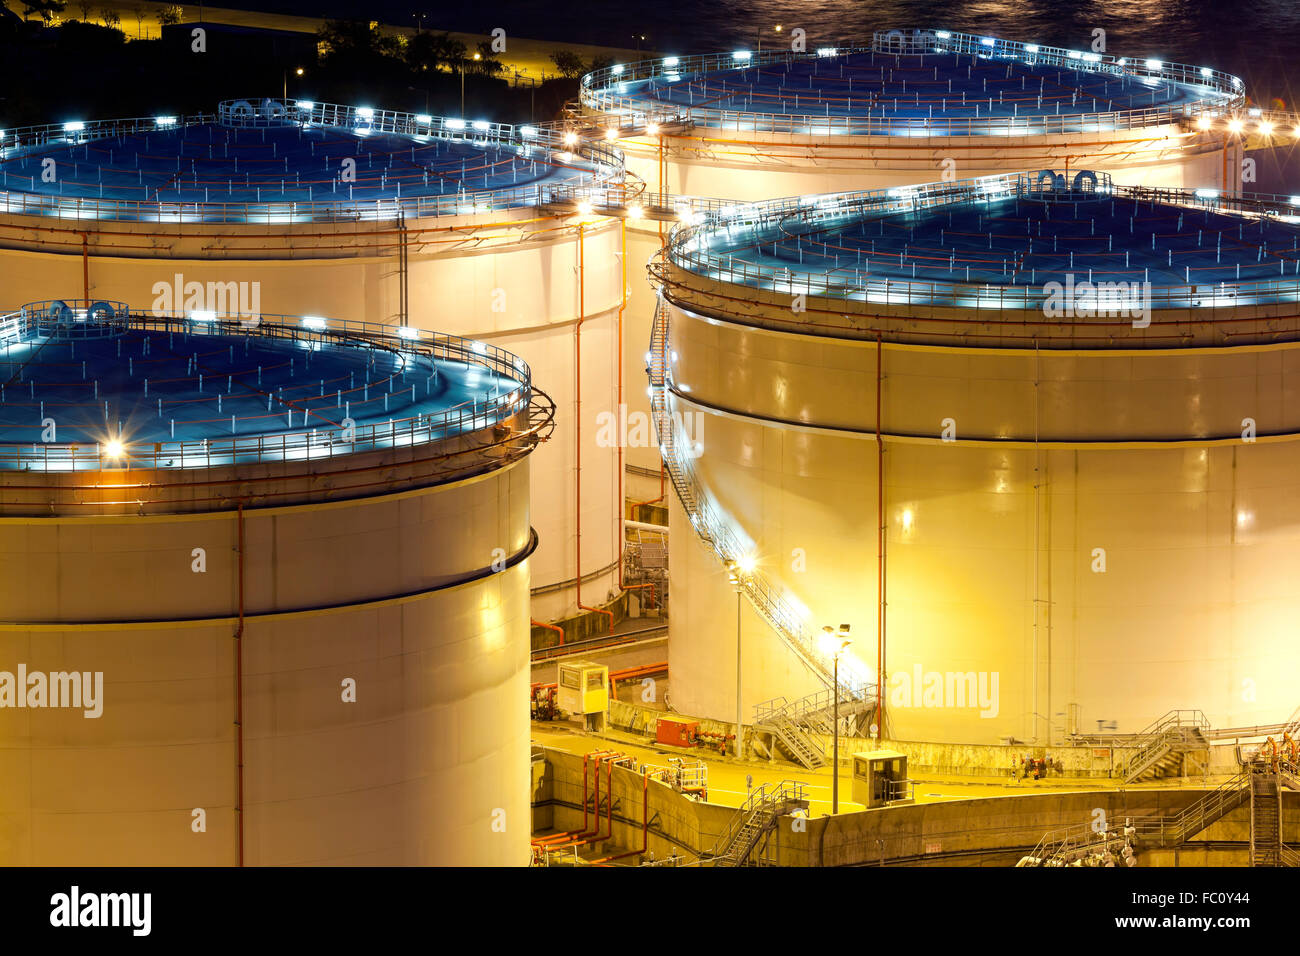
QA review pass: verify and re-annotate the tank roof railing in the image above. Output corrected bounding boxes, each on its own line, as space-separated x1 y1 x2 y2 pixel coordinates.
0 305 533 474
664 171 1300 312
871 28 1241 96
579 36 1243 137
0 103 627 225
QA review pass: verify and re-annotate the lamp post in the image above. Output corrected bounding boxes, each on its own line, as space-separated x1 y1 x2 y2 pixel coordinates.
726 554 755 760
823 624 852 813
460 52 482 117
283 66 303 100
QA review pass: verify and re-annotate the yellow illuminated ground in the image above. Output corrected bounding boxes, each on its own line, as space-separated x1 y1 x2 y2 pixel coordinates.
531 722 1144 817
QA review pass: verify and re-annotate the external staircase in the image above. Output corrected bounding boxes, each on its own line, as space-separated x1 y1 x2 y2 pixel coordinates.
1120 710 1211 783
647 298 878 754
710 781 809 867
753 687 877 770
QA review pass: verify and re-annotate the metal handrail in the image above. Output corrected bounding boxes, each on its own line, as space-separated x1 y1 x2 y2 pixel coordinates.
0 100 626 224
580 31 1242 138
0 303 531 472
647 296 874 697
711 780 807 860
661 171 1300 313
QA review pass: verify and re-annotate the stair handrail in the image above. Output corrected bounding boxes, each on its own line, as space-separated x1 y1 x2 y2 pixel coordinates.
1129 769 1251 847
648 296 874 701
710 780 809 862
1121 709 1212 781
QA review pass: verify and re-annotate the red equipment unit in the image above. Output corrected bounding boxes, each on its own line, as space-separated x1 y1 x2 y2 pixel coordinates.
655 717 699 748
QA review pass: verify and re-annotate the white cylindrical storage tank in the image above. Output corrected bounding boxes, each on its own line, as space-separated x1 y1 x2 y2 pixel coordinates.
0 299 550 864
0 100 624 623
582 29 1245 200
587 29 1260 486
651 171 1300 745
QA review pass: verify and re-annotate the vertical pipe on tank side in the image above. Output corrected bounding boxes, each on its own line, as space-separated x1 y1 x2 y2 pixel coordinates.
616 219 654 607
876 331 885 742
1033 340 1042 744
81 233 89 301
235 500 246 867
576 220 613 630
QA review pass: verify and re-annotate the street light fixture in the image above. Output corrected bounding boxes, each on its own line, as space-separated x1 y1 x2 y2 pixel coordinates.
726 555 755 760
283 66 304 100
823 624 852 813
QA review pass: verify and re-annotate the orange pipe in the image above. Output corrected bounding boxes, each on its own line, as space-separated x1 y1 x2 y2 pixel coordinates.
533 750 616 847
593 768 650 864
531 618 565 646
548 752 617 848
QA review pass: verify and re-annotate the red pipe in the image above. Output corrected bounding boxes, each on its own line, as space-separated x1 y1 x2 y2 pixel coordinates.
533 751 616 847
594 768 650 864
530 753 590 846
531 618 565 646
547 752 616 848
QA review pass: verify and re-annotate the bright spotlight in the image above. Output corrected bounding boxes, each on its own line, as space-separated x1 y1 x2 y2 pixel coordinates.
563 131 579 145
103 439 124 459
1144 58 1163 70
1196 116 1212 130
576 199 593 215
604 128 618 140
737 553 756 575
1228 118 1244 133
645 122 660 135
627 203 644 219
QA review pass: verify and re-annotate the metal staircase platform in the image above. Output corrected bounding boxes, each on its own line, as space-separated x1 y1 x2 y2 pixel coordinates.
1121 710 1212 783
711 781 809 867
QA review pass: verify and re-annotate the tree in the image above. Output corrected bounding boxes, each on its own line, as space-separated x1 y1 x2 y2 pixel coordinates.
405 29 464 73
157 4 182 26
316 18 401 63
75 0 92 21
22 0 67 24
549 49 586 79
100 6 119 27
471 40 503 76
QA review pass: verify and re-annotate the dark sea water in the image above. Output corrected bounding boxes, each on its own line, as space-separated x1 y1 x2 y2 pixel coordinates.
222 0 1300 105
